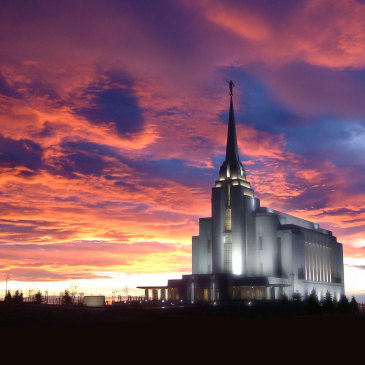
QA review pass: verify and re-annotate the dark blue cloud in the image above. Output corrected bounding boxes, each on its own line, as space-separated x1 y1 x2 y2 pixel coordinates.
47 140 112 178
36 121 58 138
283 118 365 167
76 74 144 135
53 151 106 178
57 139 216 188
130 158 215 188
0 134 43 171
0 73 19 98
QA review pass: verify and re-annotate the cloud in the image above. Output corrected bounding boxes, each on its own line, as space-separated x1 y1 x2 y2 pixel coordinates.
0 240 191 281
0 0 364 289
189 0 365 69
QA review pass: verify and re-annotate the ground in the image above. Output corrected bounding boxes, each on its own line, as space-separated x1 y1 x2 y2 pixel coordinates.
0 302 363 359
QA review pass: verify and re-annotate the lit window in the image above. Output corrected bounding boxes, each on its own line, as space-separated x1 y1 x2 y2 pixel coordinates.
224 237 232 273
225 208 231 231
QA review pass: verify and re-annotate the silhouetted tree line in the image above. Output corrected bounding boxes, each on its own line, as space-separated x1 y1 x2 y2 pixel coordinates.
280 289 359 314
3 289 76 305
4 290 23 304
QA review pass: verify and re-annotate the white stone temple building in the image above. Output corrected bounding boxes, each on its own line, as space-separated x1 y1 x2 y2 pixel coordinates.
139 86 344 303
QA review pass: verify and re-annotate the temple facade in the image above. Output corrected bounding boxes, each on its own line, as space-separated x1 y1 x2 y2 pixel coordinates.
139 88 344 303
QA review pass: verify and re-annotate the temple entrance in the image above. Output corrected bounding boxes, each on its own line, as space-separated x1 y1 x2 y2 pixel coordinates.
229 286 267 300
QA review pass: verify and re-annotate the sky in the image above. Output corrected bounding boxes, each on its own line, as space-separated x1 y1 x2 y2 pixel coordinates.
0 0 364 299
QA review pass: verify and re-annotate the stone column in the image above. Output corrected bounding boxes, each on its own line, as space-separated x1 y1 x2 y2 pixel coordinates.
161 289 166 301
152 289 158 301
212 277 217 301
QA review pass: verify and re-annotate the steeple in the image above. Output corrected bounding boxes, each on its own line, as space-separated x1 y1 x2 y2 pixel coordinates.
225 95 240 164
219 81 246 181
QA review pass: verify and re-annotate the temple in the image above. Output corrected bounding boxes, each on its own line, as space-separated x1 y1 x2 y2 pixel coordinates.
139 84 345 303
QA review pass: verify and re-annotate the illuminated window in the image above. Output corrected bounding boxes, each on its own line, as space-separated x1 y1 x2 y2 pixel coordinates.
227 184 231 206
225 208 232 231
224 236 232 273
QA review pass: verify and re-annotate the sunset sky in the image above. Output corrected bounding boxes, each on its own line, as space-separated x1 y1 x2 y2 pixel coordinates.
0 0 364 299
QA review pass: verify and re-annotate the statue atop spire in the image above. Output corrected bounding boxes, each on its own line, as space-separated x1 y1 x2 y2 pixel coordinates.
226 80 234 96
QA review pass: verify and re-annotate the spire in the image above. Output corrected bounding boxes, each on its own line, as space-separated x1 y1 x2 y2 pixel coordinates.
225 95 240 164
219 81 246 181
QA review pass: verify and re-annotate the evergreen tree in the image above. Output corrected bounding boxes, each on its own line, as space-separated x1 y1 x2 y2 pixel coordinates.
350 296 359 313
280 293 289 302
322 291 335 313
307 289 320 313
13 290 21 303
4 290 12 302
62 290 73 306
338 294 351 313
34 291 43 304
292 292 302 302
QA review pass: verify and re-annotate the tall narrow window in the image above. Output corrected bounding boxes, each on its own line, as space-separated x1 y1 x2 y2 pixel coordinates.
227 184 231 206
277 237 282 277
225 208 232 231
224 236 232 273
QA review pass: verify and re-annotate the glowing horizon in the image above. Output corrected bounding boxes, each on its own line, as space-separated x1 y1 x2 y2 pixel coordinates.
0 0 365 300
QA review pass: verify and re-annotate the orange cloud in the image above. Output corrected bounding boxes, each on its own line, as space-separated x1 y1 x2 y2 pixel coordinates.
188 0 365 69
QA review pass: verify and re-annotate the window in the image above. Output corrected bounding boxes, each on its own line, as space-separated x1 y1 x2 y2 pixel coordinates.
225 208 231 231
227 184 231 206
277 237 282 277
224 236 232 273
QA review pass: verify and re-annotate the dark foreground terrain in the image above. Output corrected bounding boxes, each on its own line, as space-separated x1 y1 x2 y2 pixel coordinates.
0 302 363 359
